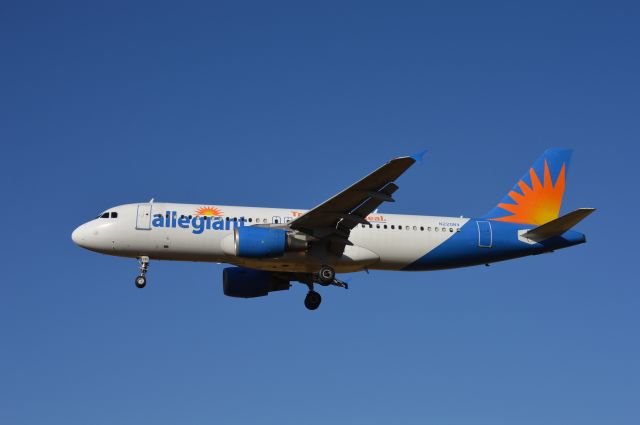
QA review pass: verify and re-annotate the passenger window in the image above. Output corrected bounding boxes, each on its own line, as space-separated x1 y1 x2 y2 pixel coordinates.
391 225 395 229
435 227 439 232
248 218 253 223
383 225 388 229
398 225 402 230
263 219 268 223
457 228 461 232
427 227 432 231
413 226 417 231
420 226 424 231
111 212 118 218
449 228 454 232
376 224 380 229
442 227 446 232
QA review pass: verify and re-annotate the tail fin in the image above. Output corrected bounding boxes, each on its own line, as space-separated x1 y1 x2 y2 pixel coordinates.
483 148 572 226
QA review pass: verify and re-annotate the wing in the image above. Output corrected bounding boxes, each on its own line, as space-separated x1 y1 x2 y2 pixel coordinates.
289 153 423 254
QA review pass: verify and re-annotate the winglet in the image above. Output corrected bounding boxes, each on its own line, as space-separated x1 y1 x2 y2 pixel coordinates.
410 149 428 164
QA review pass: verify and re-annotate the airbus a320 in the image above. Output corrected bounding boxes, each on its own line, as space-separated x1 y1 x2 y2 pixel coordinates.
72 149 594 310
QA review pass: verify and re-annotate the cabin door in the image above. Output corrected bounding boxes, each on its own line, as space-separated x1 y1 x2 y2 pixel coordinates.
136 204 152 230
476 221 493 248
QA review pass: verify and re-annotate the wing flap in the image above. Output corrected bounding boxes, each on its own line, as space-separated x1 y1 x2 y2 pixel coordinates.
351 183 399 220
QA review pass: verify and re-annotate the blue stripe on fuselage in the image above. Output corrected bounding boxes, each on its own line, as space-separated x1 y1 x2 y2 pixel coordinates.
402 220 586 271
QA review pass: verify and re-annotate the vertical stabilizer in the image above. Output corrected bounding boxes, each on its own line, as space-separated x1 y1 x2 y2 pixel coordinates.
483 148 572 226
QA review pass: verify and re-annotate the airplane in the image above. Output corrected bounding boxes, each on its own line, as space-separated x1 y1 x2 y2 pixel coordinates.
71 148 594 310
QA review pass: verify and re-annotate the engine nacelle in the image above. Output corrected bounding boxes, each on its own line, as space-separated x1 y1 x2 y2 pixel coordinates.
223 267 290 298
235 227 286 258
222 227 308 258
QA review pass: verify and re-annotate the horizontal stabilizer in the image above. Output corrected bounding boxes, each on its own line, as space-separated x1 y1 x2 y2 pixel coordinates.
521 208 595 242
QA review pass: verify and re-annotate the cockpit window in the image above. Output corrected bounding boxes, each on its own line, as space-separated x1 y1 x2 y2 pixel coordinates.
110 212 118 218
100 212 109 218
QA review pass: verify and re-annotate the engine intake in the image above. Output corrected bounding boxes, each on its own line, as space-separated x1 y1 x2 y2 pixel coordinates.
223 267 290 298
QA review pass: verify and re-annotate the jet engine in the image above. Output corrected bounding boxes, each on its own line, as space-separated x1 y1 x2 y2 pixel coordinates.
223 267 290 298
222 227 308 258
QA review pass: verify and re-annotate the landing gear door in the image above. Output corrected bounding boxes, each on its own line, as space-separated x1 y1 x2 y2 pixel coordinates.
136 204 152 230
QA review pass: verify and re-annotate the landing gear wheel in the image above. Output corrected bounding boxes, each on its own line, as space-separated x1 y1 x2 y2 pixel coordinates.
304 291 322 310
135 256 150 288
135 275 146 288
318 265 335 285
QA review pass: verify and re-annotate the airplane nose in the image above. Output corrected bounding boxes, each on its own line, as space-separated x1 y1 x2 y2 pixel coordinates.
71 221 112 251
71 224 87 246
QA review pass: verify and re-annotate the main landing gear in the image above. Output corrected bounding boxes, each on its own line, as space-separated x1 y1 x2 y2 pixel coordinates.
317 265 335 285
315 265 348 289
135 256 149 288
302 265 349 311
304 290 322 310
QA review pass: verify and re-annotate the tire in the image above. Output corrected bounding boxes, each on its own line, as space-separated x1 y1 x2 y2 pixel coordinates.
318 265 335 284
304 291 322 310
135 275 146 288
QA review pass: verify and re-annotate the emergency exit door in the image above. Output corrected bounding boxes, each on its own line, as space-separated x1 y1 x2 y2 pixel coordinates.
136 204 152 230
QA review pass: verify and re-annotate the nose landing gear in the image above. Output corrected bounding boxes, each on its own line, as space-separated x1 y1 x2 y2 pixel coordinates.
135 256 149 288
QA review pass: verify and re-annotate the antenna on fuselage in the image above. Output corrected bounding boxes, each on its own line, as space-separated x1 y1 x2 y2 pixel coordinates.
149 198 155 204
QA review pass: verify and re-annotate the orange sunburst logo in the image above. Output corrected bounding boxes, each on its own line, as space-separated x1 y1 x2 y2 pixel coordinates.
195 206 224 217
492 160 566 225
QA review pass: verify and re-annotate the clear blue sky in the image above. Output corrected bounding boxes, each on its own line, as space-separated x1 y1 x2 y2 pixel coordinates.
1 1 638 424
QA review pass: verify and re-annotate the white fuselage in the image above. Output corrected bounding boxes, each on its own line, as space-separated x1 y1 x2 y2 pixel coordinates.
72 202 469 273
